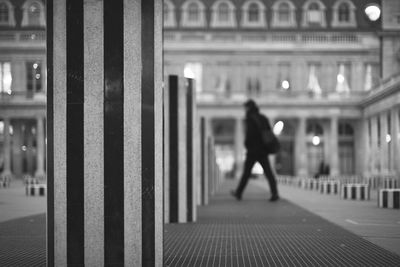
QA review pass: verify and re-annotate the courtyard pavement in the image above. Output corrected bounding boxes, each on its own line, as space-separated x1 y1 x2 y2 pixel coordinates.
0 178 399 266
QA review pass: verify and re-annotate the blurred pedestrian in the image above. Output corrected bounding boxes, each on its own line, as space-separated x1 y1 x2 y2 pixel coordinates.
231 99 279 202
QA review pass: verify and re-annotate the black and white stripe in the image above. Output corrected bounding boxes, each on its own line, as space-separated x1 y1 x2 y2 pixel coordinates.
165 76 197 223
48 0 163 265
200 117 209 205
379 189 400 209
320 181 340 194
341 184 370 200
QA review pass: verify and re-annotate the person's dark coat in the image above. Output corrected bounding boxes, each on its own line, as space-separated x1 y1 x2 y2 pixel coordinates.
244 109 272 157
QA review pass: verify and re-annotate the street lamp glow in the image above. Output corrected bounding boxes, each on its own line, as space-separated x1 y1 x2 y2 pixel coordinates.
365 5 381 21
184 66 195 79
337 74 345 83
312 135 320 146
386 134 391 143
273 121 284 135
281 80 290 90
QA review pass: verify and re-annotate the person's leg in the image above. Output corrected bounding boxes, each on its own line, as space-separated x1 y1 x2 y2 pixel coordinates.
258 155 279 199
234 154 256 198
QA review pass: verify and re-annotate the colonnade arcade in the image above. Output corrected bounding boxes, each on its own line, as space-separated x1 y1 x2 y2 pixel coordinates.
201 111 359 177
0 116 46 179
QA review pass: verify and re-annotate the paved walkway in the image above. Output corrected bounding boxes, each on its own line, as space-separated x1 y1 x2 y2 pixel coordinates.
1 179 400 266
257 179 400 257
164 179 400 267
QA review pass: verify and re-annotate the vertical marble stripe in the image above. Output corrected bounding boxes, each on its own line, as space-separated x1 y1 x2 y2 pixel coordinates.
53 0 68 264
200 117 206 205
154 0 164 263
169 76 178 223
124 0 142 265
46 0 54 264
66 0 84 265
163 79 170 223
104 0 124 264
178 79 187 222
142 0 156 264
187 79 193 222
83 0 104 265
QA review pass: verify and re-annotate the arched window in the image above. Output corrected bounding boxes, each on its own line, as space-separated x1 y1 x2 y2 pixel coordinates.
248 3 259 22
241 0 265 28
271 0 296 28
164 0 176 28
307 122 324 136
302 0 326 28
0 1 15 26
181 0 206 28
0 3 8 22
338 3 350 22
28 2 40 25
164 4 170 21
188 3 199 21
211 0 236 28
339 123 354 136
278 2 290 22
21 0 45 27
332 0 356 28
218 2 230 22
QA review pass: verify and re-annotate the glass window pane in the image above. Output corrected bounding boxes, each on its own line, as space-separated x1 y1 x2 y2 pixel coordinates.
0 3 9 22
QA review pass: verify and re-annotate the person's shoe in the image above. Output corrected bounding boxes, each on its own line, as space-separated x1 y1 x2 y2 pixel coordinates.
269 195 279 202
230 190 241 201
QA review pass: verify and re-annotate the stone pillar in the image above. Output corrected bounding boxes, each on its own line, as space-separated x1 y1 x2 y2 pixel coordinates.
166 75 187 223
199 116 209 205
329 117 339 176
380 112 389 174
391 108 400 175
296 117 307 176
47 0 163 266
234 116 244 179
370 116 378 173
361 118 371 176
186 78 197 222
35 116 45 179
1 118 12 176
26 126 34 175
12 121 23 177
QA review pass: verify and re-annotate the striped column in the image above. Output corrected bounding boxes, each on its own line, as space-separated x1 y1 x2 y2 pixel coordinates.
391 108 400 175
35 116 45 179
47 1 163 266
341 184 370 200
329 117 339 176
379 189 400 209
166 75 188 223
200 117 209 205
296 117 307 176
186 78 197 222
380 112 389 173
208 136 216 196
320 181 340 194
1 117 11 177
370 116 379 173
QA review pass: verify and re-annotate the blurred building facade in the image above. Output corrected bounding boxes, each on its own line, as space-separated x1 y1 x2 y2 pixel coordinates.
0 0 399 180
0 0 46 179
164 0 400 177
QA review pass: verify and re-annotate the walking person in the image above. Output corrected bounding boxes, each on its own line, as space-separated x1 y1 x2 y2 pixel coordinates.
231 99 280 202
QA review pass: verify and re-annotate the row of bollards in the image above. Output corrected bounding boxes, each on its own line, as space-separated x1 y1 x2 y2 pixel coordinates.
277 175 400 208
164 75 222 224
